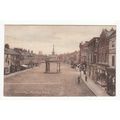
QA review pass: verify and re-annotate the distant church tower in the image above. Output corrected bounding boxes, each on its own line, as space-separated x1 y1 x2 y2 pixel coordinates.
52 44 55 55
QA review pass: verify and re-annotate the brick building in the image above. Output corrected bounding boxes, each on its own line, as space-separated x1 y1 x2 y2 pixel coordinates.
79 41 89 67
96 28 116 87
106 29 116 95
78 28 116 95
4 45 20 74
4 44 43 75
87 37 99 80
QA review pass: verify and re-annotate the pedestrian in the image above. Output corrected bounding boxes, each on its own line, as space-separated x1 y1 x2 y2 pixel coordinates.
85 74 87 81
78 75 80 84
84 69 86 74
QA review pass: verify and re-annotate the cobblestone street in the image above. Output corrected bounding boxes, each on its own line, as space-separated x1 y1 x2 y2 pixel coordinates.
4 63 95 96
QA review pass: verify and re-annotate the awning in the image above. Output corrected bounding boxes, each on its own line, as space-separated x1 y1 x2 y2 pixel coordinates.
21 65 28 68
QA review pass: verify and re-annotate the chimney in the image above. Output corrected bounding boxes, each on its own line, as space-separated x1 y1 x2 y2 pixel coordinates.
31 50 33 54
111 28 114 31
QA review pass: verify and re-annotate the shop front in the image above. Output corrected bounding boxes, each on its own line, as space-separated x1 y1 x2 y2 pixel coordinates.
96 64 109 87
106 68 115 96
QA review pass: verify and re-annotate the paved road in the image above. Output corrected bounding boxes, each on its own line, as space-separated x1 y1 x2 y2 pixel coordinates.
4 63 95 96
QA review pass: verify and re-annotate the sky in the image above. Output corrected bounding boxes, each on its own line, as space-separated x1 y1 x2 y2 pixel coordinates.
5 25 116 55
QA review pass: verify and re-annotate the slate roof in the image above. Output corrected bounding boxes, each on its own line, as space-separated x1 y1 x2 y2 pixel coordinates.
101 29 116 39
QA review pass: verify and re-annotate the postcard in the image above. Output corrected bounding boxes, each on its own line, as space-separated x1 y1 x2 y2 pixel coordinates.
4 25 116 96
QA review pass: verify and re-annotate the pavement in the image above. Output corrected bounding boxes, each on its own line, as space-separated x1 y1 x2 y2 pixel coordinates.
4 63 95 96
4 68 33 79
80 71 109 96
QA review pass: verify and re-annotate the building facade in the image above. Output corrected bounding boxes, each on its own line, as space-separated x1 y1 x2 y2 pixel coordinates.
79 41 89 70
78 28 116 95
96 29 116 88
108 30 116 68
106 29 116 95
4 46 20 74
4 44 43 75
87 37 99 81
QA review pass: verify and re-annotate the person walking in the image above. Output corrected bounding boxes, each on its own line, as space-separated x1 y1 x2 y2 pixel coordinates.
85 72 87 82
78 70 82 84
78 75 81 84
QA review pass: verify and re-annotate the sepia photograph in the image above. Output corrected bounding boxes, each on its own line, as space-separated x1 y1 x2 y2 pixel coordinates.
4 25 116 96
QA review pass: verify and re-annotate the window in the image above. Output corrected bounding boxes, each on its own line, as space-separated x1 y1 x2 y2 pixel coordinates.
112 56 115 66
112 44 115 47
112 41 115 47
105 53 107 63
5 54 8 62
93 55 96 63
8 61 9 65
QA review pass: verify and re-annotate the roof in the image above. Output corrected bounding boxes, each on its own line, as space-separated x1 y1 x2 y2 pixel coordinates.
100 29 116 39
88 37 100 47
45 55 60 62
5 47 35 57
5 48 19 55
89 37 99 43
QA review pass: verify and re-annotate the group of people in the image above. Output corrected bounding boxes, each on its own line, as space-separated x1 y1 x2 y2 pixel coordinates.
75 63 87 84
71 62 88 84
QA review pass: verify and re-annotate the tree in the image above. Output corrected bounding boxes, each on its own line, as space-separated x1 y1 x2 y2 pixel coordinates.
5 44 10 49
